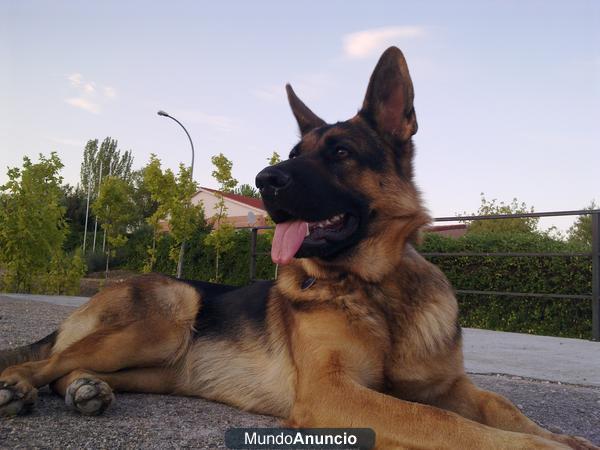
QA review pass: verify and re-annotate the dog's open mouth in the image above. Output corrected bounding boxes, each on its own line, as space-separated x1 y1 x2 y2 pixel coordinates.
271 213 359 265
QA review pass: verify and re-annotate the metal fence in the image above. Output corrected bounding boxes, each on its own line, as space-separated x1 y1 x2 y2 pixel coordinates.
248 209 600 341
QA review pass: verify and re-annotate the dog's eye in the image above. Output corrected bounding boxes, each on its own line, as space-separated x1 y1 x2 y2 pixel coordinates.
335 147 349 159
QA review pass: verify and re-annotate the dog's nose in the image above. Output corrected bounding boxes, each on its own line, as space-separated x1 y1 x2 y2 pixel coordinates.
255 167 291 192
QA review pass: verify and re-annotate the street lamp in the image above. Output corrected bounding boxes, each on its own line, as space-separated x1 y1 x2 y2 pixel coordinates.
157 110 195 279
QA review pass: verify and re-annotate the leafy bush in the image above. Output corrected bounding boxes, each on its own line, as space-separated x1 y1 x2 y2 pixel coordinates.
419 232 592 339
84 251 105 273
116 225 276 285
39 250 87 295
0 153 86 294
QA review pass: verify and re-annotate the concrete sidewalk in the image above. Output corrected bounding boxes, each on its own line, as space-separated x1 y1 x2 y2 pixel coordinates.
2 293 90 307
3 293 599 387
463 328 600 387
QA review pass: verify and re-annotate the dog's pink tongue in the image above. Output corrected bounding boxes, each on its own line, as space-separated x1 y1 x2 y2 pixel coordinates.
271 221 308 265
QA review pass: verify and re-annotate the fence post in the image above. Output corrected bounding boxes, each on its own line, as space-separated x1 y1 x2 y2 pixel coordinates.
592 212 599 341
249 228 258 282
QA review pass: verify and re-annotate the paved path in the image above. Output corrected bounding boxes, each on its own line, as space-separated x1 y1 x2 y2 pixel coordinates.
1 294 598 448
463 328 600 387
2 293 90 307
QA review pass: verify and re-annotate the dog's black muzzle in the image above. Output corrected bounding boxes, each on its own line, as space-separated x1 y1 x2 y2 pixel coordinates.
255 159 370 260
256 159 352 224
255 165 291 198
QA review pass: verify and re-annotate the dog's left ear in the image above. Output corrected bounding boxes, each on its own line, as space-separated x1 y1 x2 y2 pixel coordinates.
360 47 418 143
286 84 326 135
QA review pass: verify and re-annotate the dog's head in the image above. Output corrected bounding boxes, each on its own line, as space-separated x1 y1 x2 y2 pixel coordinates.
256 47 429 280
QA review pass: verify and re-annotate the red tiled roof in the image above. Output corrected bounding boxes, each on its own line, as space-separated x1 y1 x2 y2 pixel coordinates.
427 224 467 232
200 187 265 210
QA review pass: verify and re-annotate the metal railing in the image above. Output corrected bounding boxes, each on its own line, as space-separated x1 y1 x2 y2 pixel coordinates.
248 210 600 341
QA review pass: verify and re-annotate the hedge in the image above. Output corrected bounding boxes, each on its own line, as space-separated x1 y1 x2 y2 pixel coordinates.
419 232 592 339
117 224 276 285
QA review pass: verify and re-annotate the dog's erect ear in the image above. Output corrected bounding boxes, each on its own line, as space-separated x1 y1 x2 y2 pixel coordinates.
286 84 326 135
360 47 418 142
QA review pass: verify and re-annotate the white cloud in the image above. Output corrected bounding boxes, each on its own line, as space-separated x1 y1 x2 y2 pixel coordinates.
67 73 83 87
83 82 96 94
103 86 117 99
64 73 117 114
65 97 100 114
342 26 426 59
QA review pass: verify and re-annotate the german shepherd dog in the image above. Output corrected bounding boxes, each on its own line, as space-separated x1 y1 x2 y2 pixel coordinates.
0 47 596 450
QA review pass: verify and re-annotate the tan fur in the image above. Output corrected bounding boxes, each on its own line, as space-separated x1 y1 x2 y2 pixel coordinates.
178 299 296 416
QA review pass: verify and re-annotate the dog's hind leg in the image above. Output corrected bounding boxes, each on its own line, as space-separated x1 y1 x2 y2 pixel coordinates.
0 320 192 416
49 367 179 415
1 275 200 416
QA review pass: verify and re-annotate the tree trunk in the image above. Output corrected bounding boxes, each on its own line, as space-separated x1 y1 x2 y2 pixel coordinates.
176 240 185 278
105 246 110 280
150 232 156 272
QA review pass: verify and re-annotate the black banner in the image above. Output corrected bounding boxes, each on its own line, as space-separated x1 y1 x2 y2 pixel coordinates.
225 428 375 449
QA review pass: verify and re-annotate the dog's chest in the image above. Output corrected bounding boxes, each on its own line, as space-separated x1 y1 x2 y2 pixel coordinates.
381 290 463 400
179 334 296 417
290 277 391 344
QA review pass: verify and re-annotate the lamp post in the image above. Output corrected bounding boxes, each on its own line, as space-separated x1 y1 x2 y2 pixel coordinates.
157 110 195 279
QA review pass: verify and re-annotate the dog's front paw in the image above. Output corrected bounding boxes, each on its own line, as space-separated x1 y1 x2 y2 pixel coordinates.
0 381 37 417
65 377 114 416
549 434 600 450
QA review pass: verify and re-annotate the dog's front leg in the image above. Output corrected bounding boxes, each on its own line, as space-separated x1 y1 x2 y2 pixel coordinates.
288 310 567 450
289 373 568 450
431 375 598 450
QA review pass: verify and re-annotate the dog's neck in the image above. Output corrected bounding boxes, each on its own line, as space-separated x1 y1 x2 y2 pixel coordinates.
275 237 430 321
292 210 430 283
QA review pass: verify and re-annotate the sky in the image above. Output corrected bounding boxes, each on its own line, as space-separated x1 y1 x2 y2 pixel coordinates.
1 0 598 231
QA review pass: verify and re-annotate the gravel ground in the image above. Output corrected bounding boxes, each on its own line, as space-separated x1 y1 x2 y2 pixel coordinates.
1 296 598 449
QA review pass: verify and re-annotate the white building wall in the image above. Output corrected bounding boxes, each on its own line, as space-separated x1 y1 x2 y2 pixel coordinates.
191 190 264 219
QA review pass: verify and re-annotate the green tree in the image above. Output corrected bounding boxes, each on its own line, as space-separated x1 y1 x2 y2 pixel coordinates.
92 176 136 277
203 219 236 282
204 153 239 281
42 249 86 295
80 137 134 194
210 153 238 193
0 153 68 292
130 169 158 228
464 194 539 235
233 183 260 199
142 155 204 274
142 155 173 272
567 201 597 248
61 184 88 252
268 151 281 166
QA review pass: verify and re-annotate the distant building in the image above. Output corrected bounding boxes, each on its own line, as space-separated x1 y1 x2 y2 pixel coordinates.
191 187 268 228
